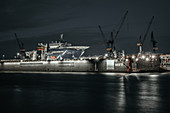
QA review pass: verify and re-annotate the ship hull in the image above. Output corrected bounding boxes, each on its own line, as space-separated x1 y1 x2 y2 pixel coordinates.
0 60 95 72
0 59 162 73
0 59 129 72
97 59 128 72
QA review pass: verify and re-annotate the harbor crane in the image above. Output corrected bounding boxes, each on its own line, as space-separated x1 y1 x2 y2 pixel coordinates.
151 31 158 53
98 10 128 57
137 16 154 54
14 33 25 58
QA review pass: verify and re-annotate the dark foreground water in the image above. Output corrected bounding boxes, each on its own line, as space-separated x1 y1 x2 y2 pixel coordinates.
0 72 170 113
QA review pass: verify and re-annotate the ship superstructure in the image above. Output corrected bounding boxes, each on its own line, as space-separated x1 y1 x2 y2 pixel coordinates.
47 34 89 60
160 54 170 71
23 34 89 61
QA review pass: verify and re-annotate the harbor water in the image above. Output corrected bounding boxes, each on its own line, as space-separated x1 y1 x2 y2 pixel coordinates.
0 72 170 113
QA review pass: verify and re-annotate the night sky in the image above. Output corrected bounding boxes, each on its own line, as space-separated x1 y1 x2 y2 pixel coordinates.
0 0 170 58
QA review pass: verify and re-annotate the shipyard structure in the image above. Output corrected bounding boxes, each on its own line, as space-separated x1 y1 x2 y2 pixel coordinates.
0 33 168 73
0 34 126 72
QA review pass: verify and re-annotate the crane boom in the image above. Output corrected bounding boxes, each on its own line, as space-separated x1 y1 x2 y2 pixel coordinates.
151 31 158 53
14 33 25 53
98 25 107 48
14 33 22 49
98 10 128 54
142 16 154 44
137 16 154 54
114 10 128 40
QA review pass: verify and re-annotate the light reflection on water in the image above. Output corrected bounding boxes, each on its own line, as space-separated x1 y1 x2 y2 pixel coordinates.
0 72 170 113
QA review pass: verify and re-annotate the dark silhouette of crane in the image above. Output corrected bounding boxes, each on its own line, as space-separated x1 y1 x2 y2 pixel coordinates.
137 16 154 54
98 10 128 56
14 33 26 58
150 31 158 53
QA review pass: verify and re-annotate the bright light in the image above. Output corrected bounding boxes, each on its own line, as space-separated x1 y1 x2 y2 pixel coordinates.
126 59 128 61
77 60 87 63
142 55 145 59
96 57 99 60
132 55 135 59
136 58 139 61
105 53 108 57
146 57 149 61
152 55 155 59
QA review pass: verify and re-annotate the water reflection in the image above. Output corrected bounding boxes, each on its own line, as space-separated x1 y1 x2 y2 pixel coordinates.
120 73 168 113
0 72 170 113
100 72 164 113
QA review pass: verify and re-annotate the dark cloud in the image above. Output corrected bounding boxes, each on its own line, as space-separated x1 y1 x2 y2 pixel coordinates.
0 0 170 58
0 0 81 31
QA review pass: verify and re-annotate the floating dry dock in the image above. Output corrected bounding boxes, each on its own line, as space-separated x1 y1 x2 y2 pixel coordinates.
0 54 163 72
0 57 128 72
